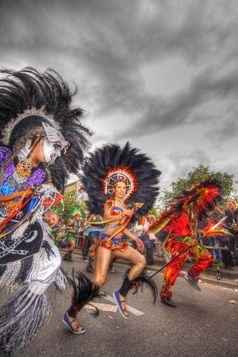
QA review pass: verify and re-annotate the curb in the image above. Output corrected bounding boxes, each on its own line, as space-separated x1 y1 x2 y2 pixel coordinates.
60 249 238 290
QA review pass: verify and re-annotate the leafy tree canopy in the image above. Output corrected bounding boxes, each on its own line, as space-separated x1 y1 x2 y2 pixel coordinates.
161 165 234 209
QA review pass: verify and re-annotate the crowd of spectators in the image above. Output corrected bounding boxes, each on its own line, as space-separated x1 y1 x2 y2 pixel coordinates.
130 200 238 269
198 201 238 268
51 200 238 270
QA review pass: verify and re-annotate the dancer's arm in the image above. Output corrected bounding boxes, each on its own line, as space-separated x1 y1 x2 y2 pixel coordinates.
123 228 144 252
183 236 197 246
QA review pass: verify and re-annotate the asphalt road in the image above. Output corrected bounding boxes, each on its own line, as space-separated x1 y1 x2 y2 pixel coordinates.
1 253 238 357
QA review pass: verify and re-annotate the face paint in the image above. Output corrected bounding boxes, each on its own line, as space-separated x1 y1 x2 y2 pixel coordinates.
17 139 32 159
43 138 61 164
42 122 70 154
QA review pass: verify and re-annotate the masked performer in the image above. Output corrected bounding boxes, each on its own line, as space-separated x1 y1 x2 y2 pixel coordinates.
63 205 85 262
63 143 160 334
150 179 223 308
0 67 90 354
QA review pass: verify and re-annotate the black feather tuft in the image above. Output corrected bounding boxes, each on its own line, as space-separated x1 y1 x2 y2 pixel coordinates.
0 67 92 192
67 270 99 316
82 142 161 220
123 269 158 304
132 271 158 304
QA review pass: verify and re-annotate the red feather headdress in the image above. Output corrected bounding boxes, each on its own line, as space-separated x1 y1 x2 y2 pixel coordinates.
150 178 223 234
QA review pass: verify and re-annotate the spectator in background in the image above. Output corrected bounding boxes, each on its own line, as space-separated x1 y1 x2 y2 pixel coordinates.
63 212 82 262
199 205 223 264
84 214 102 273
140 214 156 265
208 205 224 263
147 215 157 265
155 229 168 260
131 218 144 250
57 221 67 248
77 186 88 202
224 200 238 267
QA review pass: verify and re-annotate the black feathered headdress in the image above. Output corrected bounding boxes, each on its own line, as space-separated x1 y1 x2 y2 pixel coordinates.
82 142 161 220
0 67 91 192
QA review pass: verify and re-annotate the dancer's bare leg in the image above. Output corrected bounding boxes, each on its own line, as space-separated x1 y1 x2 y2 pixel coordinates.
113 247 146 316
92 247 112 288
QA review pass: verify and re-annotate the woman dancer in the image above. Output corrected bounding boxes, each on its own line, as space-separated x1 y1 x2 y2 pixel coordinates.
63 142 160 334
0 67 90 354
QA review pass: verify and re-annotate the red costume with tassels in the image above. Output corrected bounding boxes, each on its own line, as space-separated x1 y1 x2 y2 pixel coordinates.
160 211 213 299
150 178 224 306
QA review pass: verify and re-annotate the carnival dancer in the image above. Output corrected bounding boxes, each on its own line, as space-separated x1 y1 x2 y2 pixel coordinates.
150 179 224 308
63 142 160 334
48 204 62 245
63 205 86 262
0 67 90 354
84 213 101 273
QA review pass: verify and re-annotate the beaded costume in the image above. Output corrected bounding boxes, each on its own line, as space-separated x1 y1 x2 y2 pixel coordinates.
64 142 161 327
0 67 90 354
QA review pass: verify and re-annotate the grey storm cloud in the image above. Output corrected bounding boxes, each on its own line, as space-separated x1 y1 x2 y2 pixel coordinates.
206 111 238 143
0 0 237 124
168 149 211 174
114 67 238 140
0 0 238 189
158 148 212 191
1 1 238 115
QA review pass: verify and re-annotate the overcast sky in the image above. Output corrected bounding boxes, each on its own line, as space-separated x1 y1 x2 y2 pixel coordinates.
1 0 238 194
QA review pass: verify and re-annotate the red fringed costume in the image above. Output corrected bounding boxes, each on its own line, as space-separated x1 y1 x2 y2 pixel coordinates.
160 212 213 299
150 179 223 301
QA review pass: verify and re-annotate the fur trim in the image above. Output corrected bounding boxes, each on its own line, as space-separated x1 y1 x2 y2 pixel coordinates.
68 270 99 316
123 269 158 303
0 286 50 354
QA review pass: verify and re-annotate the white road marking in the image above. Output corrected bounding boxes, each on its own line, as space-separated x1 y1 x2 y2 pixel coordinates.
84 302 118 312
103 294 144 316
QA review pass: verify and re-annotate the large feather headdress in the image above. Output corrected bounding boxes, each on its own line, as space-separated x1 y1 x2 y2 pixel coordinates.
0 67 91 192
150 178 223 234
82 142 161 220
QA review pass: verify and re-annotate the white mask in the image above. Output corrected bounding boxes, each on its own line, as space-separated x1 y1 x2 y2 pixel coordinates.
42 122 70 154
43 138 61 164
18 139 32 159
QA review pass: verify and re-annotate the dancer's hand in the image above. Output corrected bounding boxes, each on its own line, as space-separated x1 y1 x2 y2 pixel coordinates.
135 238 144 252
231 223 238 231
119 214 130 226
187 238 197 247
132 202 144 210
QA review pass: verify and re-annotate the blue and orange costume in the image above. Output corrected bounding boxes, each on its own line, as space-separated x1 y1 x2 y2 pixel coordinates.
64 142 161 332
90 199 131 259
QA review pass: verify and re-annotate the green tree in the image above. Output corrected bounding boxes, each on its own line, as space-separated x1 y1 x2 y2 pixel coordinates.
161 165 234 208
